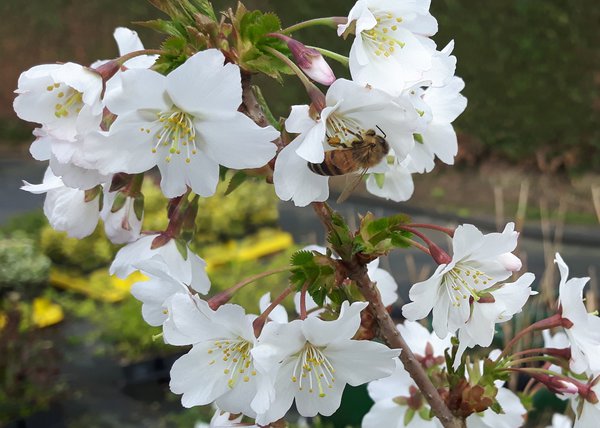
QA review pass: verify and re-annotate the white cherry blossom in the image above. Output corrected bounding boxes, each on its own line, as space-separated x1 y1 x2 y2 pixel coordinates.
398 320 451 359
13 62 103 142
454 273 536 369
339 0 438 95
547 413 573 428
568 374 600 428
21 167 100 238
402 223 521 339
409 77 467 173
555 253 600 374
100 190 143 244
274 78 419 206
130 257 193 326
87 49 279 198
365 154 415 202
363 359 439 428
110 233 210 292
252 301 399 425
167 294 273 418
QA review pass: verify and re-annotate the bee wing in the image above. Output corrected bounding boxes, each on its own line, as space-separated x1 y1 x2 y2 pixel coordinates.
336 167 370 204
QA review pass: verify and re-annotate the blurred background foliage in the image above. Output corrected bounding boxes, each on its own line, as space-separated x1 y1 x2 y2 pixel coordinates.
1 0 599 171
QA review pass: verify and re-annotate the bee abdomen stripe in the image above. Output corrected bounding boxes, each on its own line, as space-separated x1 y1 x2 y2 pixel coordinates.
308 161 340 176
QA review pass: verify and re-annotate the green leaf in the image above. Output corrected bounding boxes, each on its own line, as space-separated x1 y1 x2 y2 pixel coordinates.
353 212 412 258
414 133 424 144
174 238 189 260
224 171 248 196
373 173 385 189
133 195 145 221
136 19 183 37
239 11 281 44
110 192 128 214
403 408 416 427
290 249 314 267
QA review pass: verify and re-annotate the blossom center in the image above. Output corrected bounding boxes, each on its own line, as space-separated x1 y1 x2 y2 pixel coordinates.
149 109 197 164
291 343 336 398
443 263 492 307
47 83 83 118
325 113 366 148
362 12 406 57
207 337 256 389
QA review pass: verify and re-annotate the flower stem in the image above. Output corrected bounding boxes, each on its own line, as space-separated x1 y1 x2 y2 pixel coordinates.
116 49 165 66
407 223 455 237
208 266 290 310
263 46 326 110
306 46 349 67
507 356 563 367
499 314 562 358
299 281 310 320
281 17 347 35
253 286 294 335
399 237 431 255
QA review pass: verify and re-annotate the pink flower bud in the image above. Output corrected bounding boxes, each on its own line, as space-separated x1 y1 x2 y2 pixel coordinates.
429 242 452 265
269 33 336 86
288 40 336 86
498 252 522 272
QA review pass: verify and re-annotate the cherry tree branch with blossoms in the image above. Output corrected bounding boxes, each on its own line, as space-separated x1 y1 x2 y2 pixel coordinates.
13 0 600 427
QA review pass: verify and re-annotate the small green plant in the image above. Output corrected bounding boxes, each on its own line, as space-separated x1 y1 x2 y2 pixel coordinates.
0 231 51 297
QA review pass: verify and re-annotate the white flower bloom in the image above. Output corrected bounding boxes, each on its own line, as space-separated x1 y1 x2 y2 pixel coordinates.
86 49 278 198
402 223 521 339
454 273 536 369
397 320 451 360
274 79 418 206
339 0 438 95
97 27 159 100
568 373 600 428
409 77 467 173
21 167 100 238
363 359 440 428
547 413 573 428
110 233 210 293
195 407 257 428
252 301 399 425
167 295 273 418
100 190 143 244
543 330 570 375
130 257 192 326
13 62 103 142
365 155 415 202
367 257 399 307
555 253 600 374
465 387 526 428
420 40 458 88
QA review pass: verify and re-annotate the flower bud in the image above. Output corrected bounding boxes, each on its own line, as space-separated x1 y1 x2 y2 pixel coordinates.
286 39 336 86
498 252 522 272
429 242 452 265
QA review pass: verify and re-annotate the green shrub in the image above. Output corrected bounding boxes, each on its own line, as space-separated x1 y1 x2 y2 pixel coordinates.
0 232 51 297
0 308 64 423
40 226 117 273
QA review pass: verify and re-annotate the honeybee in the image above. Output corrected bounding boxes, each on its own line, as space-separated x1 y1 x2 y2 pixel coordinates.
308 127 389 203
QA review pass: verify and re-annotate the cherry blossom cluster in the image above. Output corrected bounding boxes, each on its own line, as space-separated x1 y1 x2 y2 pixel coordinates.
12 0 600 427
